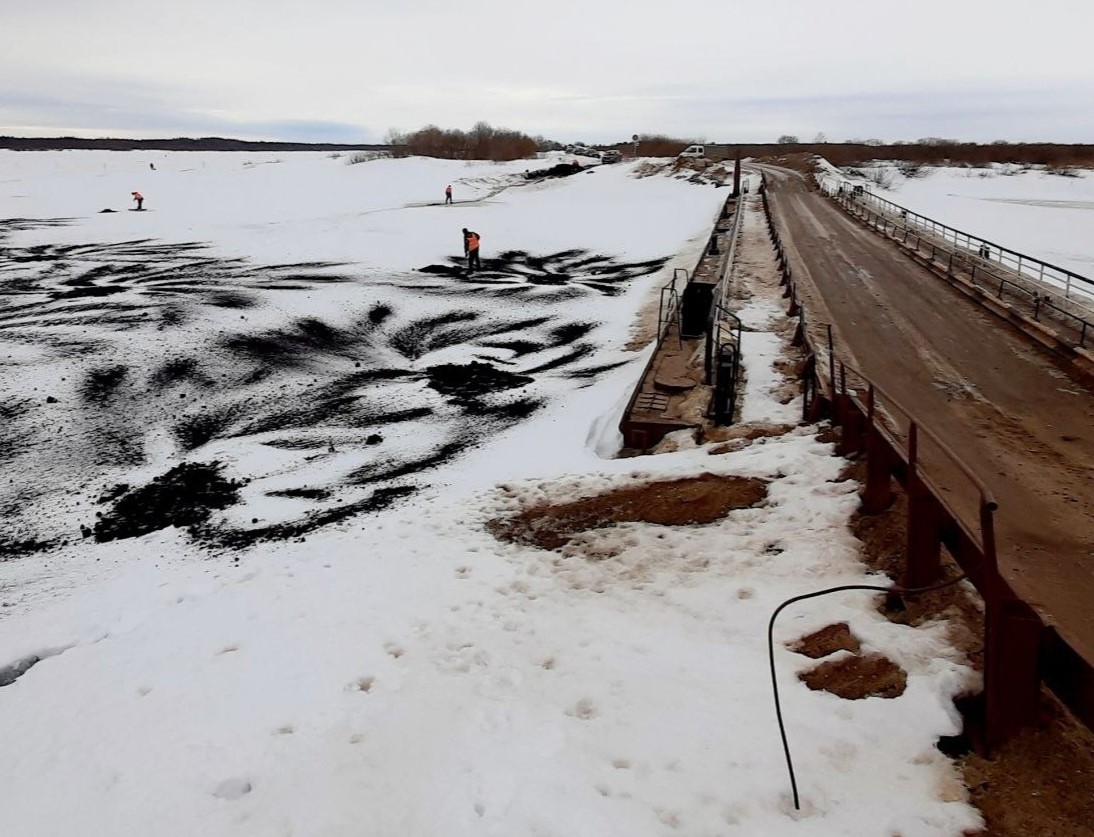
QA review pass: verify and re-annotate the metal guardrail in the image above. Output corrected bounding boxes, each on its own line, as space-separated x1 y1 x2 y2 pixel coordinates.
828 187 1094 348
822 179 1094 306
819 178 1094 352
705 191 747 422
657 267 687 350
710 304 742 423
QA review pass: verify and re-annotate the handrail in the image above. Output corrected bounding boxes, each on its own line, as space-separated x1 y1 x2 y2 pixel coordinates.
835 353 997 509
656 268 687 350
706 192 746 401
823 178 1094 305
717 184 747 309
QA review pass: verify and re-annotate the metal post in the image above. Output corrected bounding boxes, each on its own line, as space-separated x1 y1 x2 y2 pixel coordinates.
860 390 894 514
983 596 1042 753
827 324 835 396
904 423 943 588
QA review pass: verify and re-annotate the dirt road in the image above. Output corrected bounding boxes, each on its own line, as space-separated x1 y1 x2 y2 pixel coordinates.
759 165 1094 666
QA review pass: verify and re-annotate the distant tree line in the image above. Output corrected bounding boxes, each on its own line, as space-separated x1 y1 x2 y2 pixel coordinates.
385 122 556 161
753 139 1094 169
0 136 386 152
4 134 1093 169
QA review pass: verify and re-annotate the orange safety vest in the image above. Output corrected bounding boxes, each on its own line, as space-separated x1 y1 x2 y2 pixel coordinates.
467 232 480 251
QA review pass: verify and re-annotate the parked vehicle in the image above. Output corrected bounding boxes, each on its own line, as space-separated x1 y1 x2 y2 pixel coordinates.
678 144 705 158
601 150 622 163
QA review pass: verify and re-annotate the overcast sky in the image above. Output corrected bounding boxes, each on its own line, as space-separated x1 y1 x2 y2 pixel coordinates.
3 0 1092 144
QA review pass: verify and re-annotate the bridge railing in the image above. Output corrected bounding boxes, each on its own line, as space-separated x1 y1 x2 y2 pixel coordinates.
705 189 747 423
819 180 1094 347
822 178 1094 307
657 267 687 349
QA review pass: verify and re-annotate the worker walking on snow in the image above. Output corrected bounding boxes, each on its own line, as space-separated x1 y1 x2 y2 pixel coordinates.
462 228 481 272
445 184 453 205
131 191 144 210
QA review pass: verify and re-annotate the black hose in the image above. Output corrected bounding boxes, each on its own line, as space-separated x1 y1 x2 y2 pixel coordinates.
768 573 968 810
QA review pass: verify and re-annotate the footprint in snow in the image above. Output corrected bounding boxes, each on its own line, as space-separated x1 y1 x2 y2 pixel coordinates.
213 777 252 800
566 697 598 720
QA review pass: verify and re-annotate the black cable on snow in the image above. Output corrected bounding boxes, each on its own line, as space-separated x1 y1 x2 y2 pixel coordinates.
768 574 968 811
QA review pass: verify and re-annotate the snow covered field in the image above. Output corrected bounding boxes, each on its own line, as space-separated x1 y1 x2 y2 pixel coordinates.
0 151 981 835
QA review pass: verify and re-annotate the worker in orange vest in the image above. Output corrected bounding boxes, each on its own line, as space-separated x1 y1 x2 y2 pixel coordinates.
462 228 481 272
444 184 453 205
131 191 144 210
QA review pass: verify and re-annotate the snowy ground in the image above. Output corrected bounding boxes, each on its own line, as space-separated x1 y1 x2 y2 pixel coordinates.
1 151 981 835
818 160 1094 281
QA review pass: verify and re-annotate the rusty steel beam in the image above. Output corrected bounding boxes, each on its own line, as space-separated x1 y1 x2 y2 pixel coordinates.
984 597 1043 752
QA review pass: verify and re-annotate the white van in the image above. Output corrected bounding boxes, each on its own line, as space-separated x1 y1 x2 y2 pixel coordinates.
678 144 705 158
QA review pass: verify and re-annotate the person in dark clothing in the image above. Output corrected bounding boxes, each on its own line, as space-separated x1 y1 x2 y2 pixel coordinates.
462 227 481 272
445 184 452 204
131 191 144 210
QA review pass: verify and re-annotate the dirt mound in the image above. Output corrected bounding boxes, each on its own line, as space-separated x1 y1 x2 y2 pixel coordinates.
92 461 242 542
705 422 798 453
488 473 768 551
799 652 907 699
963 693 1094 836
81 365 129 403
790 622 861 658
524 162 582 180
426 362 533 400
210 485 417 549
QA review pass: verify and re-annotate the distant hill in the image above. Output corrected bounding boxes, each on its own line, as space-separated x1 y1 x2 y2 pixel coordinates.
0 136 391 152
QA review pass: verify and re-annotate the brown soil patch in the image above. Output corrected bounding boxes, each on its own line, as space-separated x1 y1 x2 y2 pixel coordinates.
799 652 907 699
790 622 861 659
962 693 1094 837
702 421 795 447
487 473 768 551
